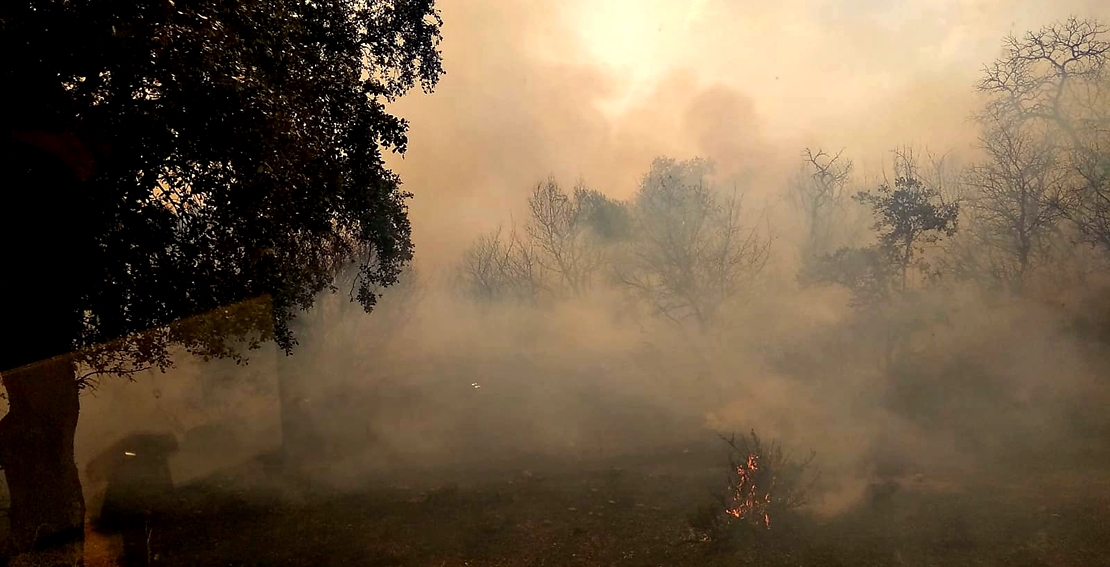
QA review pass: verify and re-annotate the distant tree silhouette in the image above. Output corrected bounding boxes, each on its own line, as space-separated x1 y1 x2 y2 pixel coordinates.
854 175 959 295
978 17 1110 252
0 0 442 555
952 114 1068 294
457 225 547 304
790 148 853 258
457 177 628 304
616 157 771 330
526 178 628 297
801 150 958 370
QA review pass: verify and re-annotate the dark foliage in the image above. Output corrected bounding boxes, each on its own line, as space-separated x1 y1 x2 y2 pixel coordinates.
801 175 958 304
577 187 632 243
1 0 444 375
0 0 442 554
798 246 894 307
854 176 959 290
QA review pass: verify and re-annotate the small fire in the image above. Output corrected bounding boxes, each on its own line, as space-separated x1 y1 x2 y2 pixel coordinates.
725 452 775 529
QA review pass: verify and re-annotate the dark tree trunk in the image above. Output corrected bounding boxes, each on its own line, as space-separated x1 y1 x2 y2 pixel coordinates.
0 355 85 555
1 128 98 560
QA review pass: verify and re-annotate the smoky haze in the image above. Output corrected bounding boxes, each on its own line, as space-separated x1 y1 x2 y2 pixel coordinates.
71 0 1110 527
391 0 1110 266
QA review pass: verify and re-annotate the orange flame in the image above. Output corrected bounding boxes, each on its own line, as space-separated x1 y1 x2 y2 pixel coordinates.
725 453 774 529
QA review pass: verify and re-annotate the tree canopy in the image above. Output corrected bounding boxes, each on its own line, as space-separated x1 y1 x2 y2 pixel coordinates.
1 0 444 375
1 0 443 554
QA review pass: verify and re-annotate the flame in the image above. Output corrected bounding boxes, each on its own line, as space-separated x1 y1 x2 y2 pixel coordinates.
724 452 775 529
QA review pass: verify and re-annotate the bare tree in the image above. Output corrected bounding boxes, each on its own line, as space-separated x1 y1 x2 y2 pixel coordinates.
1058 134 1110 252
525 178 606 297
884 146 967 203
616 157 771 330
790 148 853 257
953 116 1068 293
457 225 546 304
979 17 1109 142
978 17 1110 251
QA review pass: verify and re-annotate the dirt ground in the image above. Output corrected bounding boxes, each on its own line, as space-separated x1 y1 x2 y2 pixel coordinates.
62 443 1110 567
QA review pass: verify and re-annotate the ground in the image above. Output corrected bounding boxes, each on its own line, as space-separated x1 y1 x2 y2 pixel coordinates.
68 442 1110 567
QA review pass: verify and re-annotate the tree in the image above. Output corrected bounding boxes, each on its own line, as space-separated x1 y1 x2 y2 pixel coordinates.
456 226 547 304
526 179 602 297
978 17 1110 251
790 148 853 258
953 115 1068 293
854 175 960 295
801 153 958 370
525 178 627 297
575 186 633 244
798 246 894 308
457 178 629 304
0 0 442 555
616 157 771 330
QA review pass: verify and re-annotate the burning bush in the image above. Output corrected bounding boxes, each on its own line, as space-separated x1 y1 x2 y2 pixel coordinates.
691 430 820 544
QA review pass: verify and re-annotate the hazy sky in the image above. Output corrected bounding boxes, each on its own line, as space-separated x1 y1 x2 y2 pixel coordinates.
386 0 1110 269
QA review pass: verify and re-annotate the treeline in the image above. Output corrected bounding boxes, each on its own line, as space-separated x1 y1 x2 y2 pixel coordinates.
455 157 772 331
456 17 1110 332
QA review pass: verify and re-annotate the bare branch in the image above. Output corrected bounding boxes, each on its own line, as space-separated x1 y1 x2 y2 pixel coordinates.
977 18 1110 250
791 147 853 256
617 157 771 330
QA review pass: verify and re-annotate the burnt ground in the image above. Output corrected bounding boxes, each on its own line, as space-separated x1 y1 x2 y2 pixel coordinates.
75 443 1110 567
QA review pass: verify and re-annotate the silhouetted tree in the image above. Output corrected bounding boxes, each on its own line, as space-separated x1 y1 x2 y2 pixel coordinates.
790 148 853 258
951 115 1068 293
798 246 894 308
978 17 1110 251
576 186 633 244
801 153 958 369
457 226 547 304
0 0 442 554
458 178 628 304
854 175 960 294
525 179 607 297
617 157 771 330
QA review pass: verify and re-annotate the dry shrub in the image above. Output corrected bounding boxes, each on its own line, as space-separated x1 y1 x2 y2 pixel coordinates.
690 430 820 546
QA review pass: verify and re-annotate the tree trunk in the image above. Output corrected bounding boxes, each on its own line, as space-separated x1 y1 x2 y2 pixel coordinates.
3 117 97 564
0 354 85 557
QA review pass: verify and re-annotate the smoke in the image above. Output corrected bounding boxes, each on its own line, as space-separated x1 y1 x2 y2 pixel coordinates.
72 0 1110 520
387 0 1110 263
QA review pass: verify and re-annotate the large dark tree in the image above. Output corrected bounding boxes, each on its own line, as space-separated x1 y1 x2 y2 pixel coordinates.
0 0 442 555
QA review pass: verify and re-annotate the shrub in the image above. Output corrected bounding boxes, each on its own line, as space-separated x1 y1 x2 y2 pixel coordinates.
690 430 820 545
